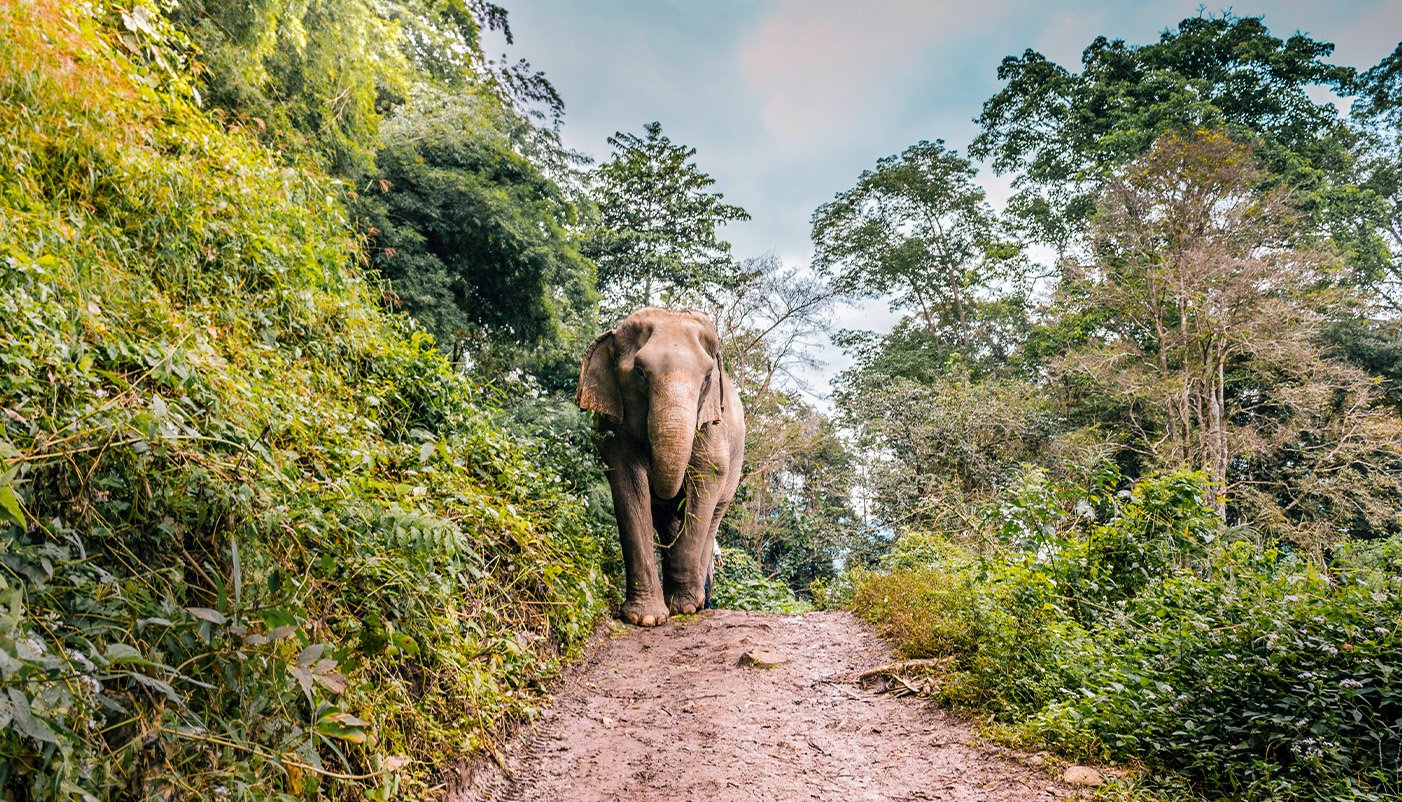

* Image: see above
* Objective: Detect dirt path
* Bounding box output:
[459,610,1083,802]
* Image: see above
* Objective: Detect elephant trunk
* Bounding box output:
[648,406,697,500]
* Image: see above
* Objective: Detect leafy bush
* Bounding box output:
[850,469,1402,801]
[850,542,1095,716]
[0,3,606,798]
[711,548,812,614]
[1036,543,1402,801]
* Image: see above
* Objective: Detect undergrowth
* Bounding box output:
[850,469,1402,802]
[0,2,607,798]
[711,548,811,614]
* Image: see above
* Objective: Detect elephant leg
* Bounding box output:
[664,486,722,616]
[653,499,685,600]
[604,447,668,627]
[701,496,730,608]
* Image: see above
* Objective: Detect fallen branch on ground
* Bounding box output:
[851,657,954,683]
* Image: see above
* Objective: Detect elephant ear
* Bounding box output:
[700,354,725,427]
[576,331,622,420]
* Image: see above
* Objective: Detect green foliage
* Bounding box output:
[1353,43,1402,129]
[172,0,592,384]
[1037,543,1402,801]
[1323,317,1402,412]
[358,88,598,389]
[822,13,1402,802]
[1048,130,1402,544]
[849,470,1402,801]
[836,367,1061,532]
[722,389,859,597]
[172,0,408,175]
[849,536,1094,717]
[710,548,811,615]
[813,141,1028,373]
[170,0,563,177]
[585,121,750,317]
[0,4,606,798]
[971,12,1356,249]
[1350,43,1402,314]
[487,377,623,603]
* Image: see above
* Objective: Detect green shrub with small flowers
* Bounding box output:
[851,467,1402,801]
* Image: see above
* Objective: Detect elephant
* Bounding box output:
[576,307,745,627]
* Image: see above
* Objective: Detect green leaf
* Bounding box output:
[6,688,57,744]
[0,484,25,527]
[0,650,20,678]
[316,710,369,743]
[129,672,181,703]
[104,643,144,664]
[186,607,228,625]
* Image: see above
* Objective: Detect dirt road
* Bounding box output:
[458,610,1083,802]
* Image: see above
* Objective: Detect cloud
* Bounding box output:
[1323,0,1402,66]
[738,0,1009,145]
[1031,8,1108,66]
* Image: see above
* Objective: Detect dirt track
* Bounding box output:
[458,610,1084,802]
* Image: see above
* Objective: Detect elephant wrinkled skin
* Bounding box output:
[576,308,745,627]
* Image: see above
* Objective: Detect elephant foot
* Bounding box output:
[666,586,707,616]
[620,597,669,627]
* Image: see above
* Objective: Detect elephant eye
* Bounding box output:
[632,364,649,384]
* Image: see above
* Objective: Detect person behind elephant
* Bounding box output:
[576,308,745,627]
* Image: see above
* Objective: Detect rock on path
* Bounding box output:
[455,610,1084,802]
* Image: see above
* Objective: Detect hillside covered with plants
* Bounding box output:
[0,2,608,797]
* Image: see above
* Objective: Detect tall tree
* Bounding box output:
[1057,130,1402,541]
[173,0,598,383]
[812,140,1027,376]
[971,13,1356,254]
[1335,42,1402,412]
[585,121,750,317]
[1351,42,1402,312]
[703,255,836,399]
[724,392,859,593]
[171,0,563,177]
[697,256,856,593]
[837,368,1057,534]
[357,89,596,388]
[172,0,405,175]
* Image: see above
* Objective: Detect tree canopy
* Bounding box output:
[357,90,596,387]
[585,121,750,317]
[812,141,1028,376]
[970,13,1357,250]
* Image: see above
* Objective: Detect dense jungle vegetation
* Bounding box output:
[830,19,1402,802]
[0,1,1399,800]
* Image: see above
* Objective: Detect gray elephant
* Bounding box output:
[576,307,745,626]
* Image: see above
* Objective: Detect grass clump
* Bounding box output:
[0,2,607,798]
[850,469,1402,801]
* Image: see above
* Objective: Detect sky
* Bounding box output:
[496,0,1402,399]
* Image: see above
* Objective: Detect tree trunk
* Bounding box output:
[1207,345,1228,521]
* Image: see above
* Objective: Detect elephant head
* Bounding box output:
[576,308,726,499]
